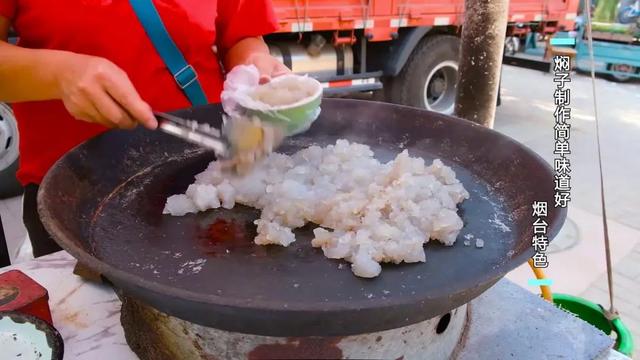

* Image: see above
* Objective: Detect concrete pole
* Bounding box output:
[454,0,509,128]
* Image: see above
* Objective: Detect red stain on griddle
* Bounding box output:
[199,218,248,253]
[207,219,246,243]
[198,218,265,257]
[248,337,343,360]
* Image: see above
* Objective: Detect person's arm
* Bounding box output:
[216,1,289,83]
[222,36,289,83]
[0,16,60,102]
[0,16,156,129]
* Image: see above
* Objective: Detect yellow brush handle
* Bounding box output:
[528,259,553,302]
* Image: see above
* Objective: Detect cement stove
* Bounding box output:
[118,280,619,360]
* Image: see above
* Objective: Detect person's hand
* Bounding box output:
[56,53,157,129]
[244,52,291,84]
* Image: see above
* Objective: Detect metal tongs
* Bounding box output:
[154,111,285,175]
[155,111,230,158]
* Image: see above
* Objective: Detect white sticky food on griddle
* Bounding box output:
[163,140,469,278]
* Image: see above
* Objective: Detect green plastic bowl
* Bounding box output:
[553,293,634,356]
[237,75,323,135]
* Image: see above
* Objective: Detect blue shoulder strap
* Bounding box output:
[129,0,208,106]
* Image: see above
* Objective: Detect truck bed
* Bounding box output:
[271,0,579,39]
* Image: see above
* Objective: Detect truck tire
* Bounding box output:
[608,63,637,82]
[387,35,460,114]
[616,0,640,24]
[0,103,23,199]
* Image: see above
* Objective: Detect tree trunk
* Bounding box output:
[454,0,509,128]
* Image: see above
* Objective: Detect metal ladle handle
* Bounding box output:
[154,111,229,157]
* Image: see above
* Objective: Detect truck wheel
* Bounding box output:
[388,35,460,114]
[608,64,636,82]
[0,103,23,199]
[504,36,520,56]
[616,0,640,24]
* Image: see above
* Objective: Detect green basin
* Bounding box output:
[553,293,634,356]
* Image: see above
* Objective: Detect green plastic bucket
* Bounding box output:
[553,293,634,356]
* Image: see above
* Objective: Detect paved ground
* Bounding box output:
[1,63,638,356]
[496,65,640,356]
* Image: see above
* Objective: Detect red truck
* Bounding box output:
[264,0,580,115]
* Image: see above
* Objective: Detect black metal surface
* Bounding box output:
[38,99,565,336]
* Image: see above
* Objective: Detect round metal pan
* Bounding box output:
[38,99,565,336]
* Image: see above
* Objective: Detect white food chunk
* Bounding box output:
[217,180,236,209]
[254,220,296,246]
[351,246,382,278]
[163,195,197,216]
[312,228,354,259]
[428,159,458,185]
[194,165,226,186]
[165,140,468,278]
[431,209,464,246]
[250,77,313,106]
[186,184,221,211]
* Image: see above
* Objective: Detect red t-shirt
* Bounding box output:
[0,0,278,185]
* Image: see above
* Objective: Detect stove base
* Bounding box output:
[120,296,468,360]
[119,279,619,360]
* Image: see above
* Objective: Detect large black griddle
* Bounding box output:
[38,99,565,337]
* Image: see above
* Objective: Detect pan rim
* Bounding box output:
[37,99,567,319]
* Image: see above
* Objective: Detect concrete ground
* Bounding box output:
[496,65,640,355]
[1,63,638,355]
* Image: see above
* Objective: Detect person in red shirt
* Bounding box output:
[0,1,289,258]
